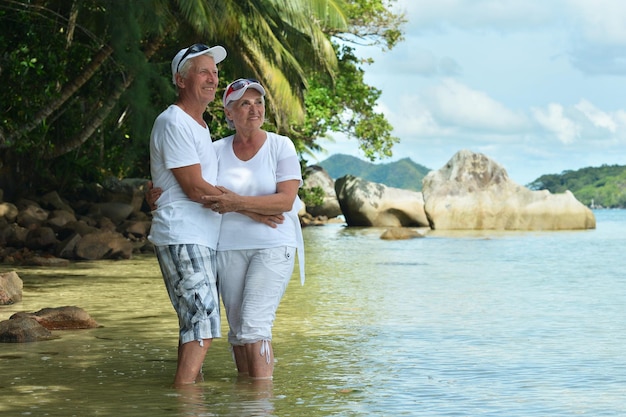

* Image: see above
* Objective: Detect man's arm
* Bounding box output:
[171,164,222,202]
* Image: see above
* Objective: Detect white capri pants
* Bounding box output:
[217,246,296,345]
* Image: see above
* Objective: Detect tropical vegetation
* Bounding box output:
[0,0,405,201]
[528,165,626,208]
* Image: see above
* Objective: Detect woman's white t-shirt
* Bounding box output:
[214,132,302,251]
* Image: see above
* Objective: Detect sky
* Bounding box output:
[311,0,626,185]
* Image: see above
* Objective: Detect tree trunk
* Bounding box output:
[44,36,166,159]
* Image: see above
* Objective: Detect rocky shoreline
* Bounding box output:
[0,150,599,267]
[0,178,163,266]
[0,176,334,267]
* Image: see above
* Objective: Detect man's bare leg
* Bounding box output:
[173,338,212,387]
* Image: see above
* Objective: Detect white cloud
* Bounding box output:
[567,0,626,44]
[422,79,529,133]
[532,103,580,144]
[575,99,617,133]
[379,97,438,137]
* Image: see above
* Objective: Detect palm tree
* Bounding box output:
[175,0,348,131]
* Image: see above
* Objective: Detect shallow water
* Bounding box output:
[1,210,625,416]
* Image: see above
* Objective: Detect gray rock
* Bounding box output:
[74,230,133,260]
[0,202,19,222]
[335,175,428,227]
[422,150,596,230]
[16,204,49,228]
[0,271,23,305]
[380,227,426,240]
[303,165,342,218]
[0,317,53,343]
[25,226,59,250]
[11,306,99,330]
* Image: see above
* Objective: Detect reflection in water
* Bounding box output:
[1,212,626,416]
[174,378,275,417]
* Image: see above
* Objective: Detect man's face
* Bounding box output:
[179,54,219,104]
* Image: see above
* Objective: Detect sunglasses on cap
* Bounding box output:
[176,43,210,73]
[225,78,260,98]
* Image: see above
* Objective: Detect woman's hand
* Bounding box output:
[242,212,285,228]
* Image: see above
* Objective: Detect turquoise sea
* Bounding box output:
[0,209,624,416]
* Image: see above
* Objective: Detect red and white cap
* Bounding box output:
[223,78,266,106]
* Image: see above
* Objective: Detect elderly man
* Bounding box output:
[148,43,226,387]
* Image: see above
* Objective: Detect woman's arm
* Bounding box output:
[202,179,300,215]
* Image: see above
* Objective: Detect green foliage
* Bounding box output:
[318,154,430,191]
[293,44,399,163]
[0,0,405,200]
[336,0,406,50]
[527,165,626,208]
[1,5,68,151]
[298,185,326,208]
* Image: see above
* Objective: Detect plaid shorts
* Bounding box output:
[155,244,221,344]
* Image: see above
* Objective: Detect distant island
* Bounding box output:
[316,154,626,208]
[317,154,430,192]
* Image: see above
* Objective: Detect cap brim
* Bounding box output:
[183,45,226,66]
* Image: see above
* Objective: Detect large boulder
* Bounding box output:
[335,175,428,227]
[302,165,342,218]
[422,150,596,230]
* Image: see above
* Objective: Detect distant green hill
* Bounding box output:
[315,155,626,207]
[316,154,431,191]
[527,164,626,208]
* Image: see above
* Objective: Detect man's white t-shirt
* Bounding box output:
[148,105,221,248]
[214,132,302,251]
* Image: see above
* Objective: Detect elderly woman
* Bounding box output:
[203,78,305,379]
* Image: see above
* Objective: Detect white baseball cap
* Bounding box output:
[171,44,227,84]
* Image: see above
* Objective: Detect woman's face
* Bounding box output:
[225,89,265,130]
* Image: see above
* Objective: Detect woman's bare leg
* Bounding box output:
[246,340,273,379]
[232,344,249,375]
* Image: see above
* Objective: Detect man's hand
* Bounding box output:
[201,186,286,227]
[201,186,239,213]
[145,181,162,210]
